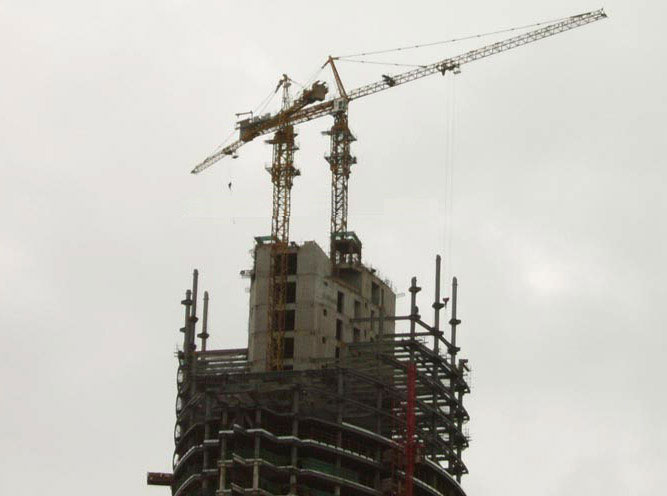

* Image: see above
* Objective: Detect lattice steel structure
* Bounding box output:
[323,110,358,269]
[266,76,300,371]
[148,254,471,496]
[191,10,605,173]
[266,122,298,371]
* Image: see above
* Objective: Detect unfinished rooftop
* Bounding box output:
[148,241,471,496]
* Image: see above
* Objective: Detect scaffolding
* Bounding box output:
[149,255,470,496]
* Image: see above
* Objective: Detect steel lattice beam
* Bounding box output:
[191,9,606,174]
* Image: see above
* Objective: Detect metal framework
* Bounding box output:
[191,9,606,172]
[324,109,357,267]
[405,362,417,496]
[266,77,300,371]
[149,255,471,496]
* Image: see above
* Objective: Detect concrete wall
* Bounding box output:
[247,240,396,372]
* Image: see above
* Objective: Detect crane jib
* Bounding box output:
[190,8,606,174]
[347,9,606,101]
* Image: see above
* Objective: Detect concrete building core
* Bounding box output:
[248,239,396,372]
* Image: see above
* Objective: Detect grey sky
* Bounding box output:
[1,1,665,495]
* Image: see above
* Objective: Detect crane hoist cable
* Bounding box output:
[444,74,457,280]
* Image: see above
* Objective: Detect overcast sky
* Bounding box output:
[1,1,665,495]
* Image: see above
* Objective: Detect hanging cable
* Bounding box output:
[252,84,280,116]
[335,59,427,69]
[335,14,571,59]
[287,76,305,89]
[447,75,456,280]
[441,72,457,282]
[304,64,325,87]
[442,76,451,269]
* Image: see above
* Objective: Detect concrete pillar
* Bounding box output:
[335,370,344,496]
[374,388,383,490]
[290,389,299,493]
[218,408,228,493]
[253,408,261,490]
[202,393,211,492]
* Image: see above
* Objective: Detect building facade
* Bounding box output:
[247,240,396,372]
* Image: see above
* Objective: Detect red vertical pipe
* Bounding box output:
[405,362,417,496]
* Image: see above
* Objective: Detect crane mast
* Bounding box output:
[321,57,360,269]
[265,75,300,371]
[326,109,358,270]
[190,9,607,370]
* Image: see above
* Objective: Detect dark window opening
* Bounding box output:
[285,310,295,331]
[335,347,340,359]
[275,253,298,276]
[337,291,344,313]
[353,328,360,343]
[336,319,342,340]
[283,337,294,359]
[323,308,327,316]
[354,300,361,318]
[286,282,296,304]
[287,253,297,275]
[370,310,376,332]
[371,282,380,305]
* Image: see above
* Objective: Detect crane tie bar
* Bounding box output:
[335,13,575,59]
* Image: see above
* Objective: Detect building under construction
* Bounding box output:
[147,9,606,496]
[149,238,470,496]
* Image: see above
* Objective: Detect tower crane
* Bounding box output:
[191,9,606,371]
